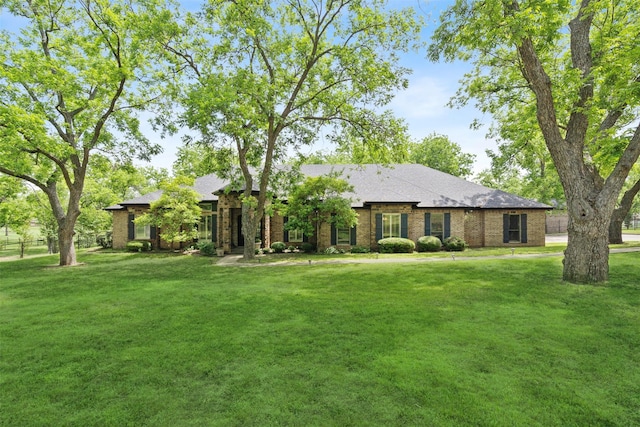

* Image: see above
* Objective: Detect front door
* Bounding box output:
[237,215,244,246]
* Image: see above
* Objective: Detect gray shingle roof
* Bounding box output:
[110,164,551,210]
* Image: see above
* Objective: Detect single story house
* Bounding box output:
[107,164,552,252]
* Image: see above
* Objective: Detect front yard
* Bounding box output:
[1,252,639,425]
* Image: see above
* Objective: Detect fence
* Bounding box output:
[0,234,99,254]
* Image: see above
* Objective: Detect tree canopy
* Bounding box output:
[429,0,640,283]
[161,0,423,260]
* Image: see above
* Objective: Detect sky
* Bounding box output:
[137,0,495,177]
[0,0,495,177]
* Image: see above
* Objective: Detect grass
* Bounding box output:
[2,251,640,425]
[0,225,49,258]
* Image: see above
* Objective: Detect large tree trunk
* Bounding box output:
[242,202,258,260]
[563,209,611,283]
[58,220,78,266]
[608,178,640,244]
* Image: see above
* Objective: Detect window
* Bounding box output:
[430,213,444,241]
[135,222,150,240]
[336,227,351,245]
[288,228,303,243]
[509,214,521,242]
[503,213,527,244]
[382,213,401,238]
[199,214,215,242]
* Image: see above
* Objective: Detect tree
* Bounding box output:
[0,0,169,266]
[134,176,202,250]
[407,133,476,178]
[429,0,640,283]
[163,0,422,260]
[279,175,357,248]
[609,167,640,243]
[172,144,235,179]
[0,195,35,258]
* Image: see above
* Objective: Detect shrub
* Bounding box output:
[324,246,342,254]
[416,236,442,252]
[444,236,467,251]
[300,242,316,253]
[377,238,415,253]
[288,245,296,252]
[197,241,216,256]
[271,241,286,253]
[126,241,151,252]
[350,245,370,254]
[96,232,113,249]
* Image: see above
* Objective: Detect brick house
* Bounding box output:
[107,164,551,252]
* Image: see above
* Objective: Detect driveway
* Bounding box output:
[546,233,640,244]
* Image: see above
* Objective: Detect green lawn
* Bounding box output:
[2,252,640,426]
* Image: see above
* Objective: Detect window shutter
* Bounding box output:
[150,226,157,240]
[212,215,217,241]
[283,217,289,241]
[424,213,431,236]
[303,233,308,243]
[350,226,357,246]
[331,223,337,245]
[375,213,382,241]
[128,213,135,240]
[503,214,510,243]
[521,214,528,243]
[444,213,451,239]
[401,214,409,238]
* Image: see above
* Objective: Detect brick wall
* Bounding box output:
[484,209,546,247]
[111,210,129,249]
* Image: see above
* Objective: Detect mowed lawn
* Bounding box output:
[1,252,639,426]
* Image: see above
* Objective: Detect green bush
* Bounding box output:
[96,232,113,249]
[444,236,466,252]
[377,238,415,253]
[417,236,442,252]
[197,241,216,256]
[350,245,370,253]
[271,241,286,253]
[324,246,343,254]
[126,241,151,252]
[301,242,316,253]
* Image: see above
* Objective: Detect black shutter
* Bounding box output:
[350,226,357,245]
[503,214,510,243]
[211,215,217,241]
[401,214,409,238]
[424,213,431,236]
[128,213,135,240]
[331,223,337,245]
[283,217,289,241]
[375,213,382,241]
[444,213,451,239]
[150,226,157,240]
[521,214,528,243]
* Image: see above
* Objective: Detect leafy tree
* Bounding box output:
[134,176,202,250]
[279,175,357,249]
[0,195,35,258]
[407,133,476,178]
[163,0,422,260]
[429,0,640,284]
[172,144,235,179]
[0,0,170,266]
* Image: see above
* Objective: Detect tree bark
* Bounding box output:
[609,178,640,244]
[58,220,77,266]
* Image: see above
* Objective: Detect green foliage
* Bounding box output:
[378,238,415,253]
[135,176,202,249]
[444,236,467,252]
[416,236,443,252]
[126,241,152,252]
[96,233,113,249]
[281,175,358,238]
[407,133,476,178]
[350,245,370,254]
[197,241,216,257]
[324,246,343,255]
[270,241,286,253]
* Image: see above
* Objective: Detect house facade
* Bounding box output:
[108,164,551,252]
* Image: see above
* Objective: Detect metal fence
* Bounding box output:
[0,234,98,253]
